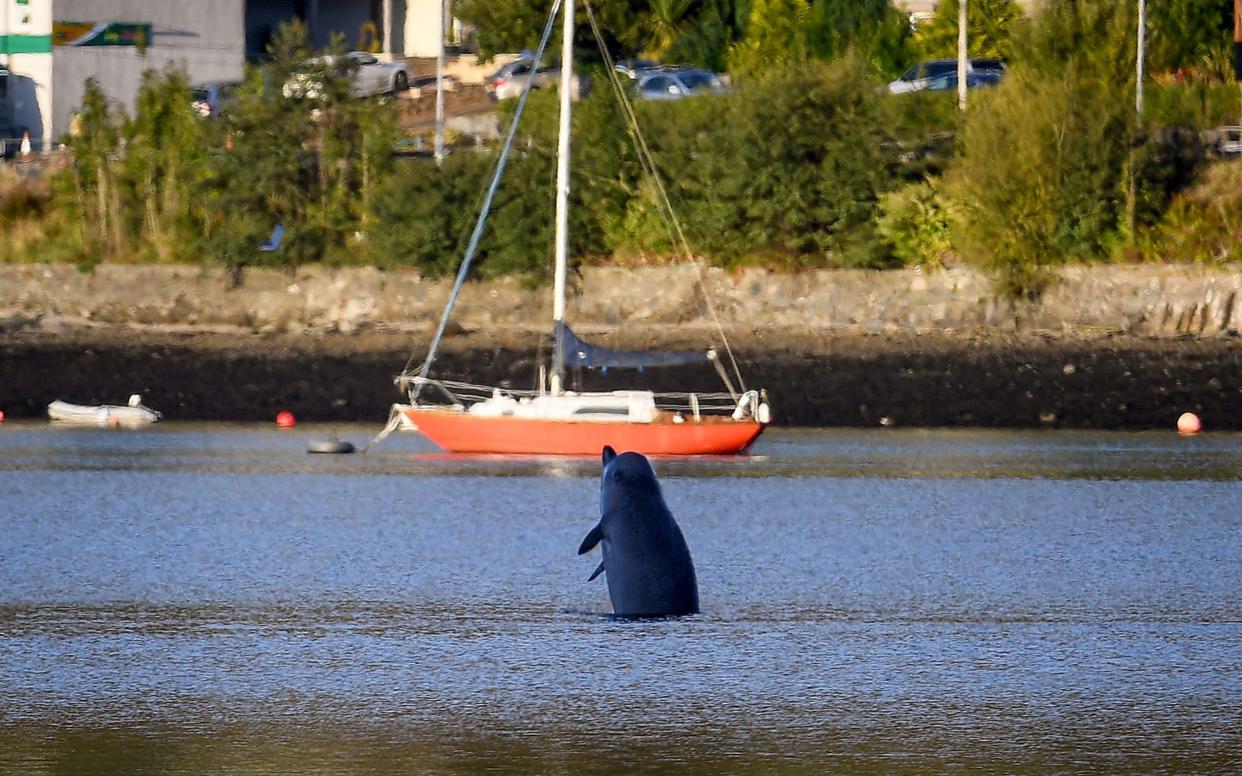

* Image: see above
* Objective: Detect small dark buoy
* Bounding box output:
[307,438,356,454]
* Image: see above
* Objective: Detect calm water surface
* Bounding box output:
[1,424,1240,775]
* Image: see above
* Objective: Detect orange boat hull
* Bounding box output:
[403,409,765,455]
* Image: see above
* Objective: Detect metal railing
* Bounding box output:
[399,375,749,417]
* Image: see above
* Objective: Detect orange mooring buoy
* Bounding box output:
[1176,412,1201,436]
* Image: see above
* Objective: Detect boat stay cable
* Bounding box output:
[582,0,748,394]
[402,0,564,400]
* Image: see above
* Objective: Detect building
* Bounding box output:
[0,0,449,152]
[1,0,53,151]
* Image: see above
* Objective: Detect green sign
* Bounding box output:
[0,34,52,54]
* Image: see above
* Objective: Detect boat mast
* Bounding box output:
[549,0,574,396]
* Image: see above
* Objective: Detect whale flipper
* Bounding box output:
[587,560,605,581]
[578,523,603,555]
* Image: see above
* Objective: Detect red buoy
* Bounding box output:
[0,409,6,423]
[276,410,296,429]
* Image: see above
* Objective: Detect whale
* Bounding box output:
[577,446,699,617]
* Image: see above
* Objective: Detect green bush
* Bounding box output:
[876,178,951,268]
[10,5,1237,282]
[1134,160,1242,264]
[1147,80,1242,128]
[949,69,1134,296]
[948,0,1145,296]
[629,57,902,268]
[0,175,49,223]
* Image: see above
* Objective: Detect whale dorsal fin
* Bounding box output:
[587,560,605,581]
[578,522,603,555]
[602,445,617,466]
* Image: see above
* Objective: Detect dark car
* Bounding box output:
[924,70,1004,92]
[613,58,659,80]
[635,68,729,101]
[888,58,1005,94]
[191,80,241,118]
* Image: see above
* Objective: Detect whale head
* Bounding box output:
[600,445,662,510]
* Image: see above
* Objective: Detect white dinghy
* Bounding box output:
[48,394,162,427]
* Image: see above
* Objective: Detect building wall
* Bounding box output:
[310,0,374,50]
[1,0,53,148]
[246,0,392,59]
[245,0,297,59]
[52,0,245,145]
[403,0,441,58]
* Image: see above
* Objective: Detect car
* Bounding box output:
[613,58,659,80]
[888,58,1005,94]
[485,54,587,101]
[634,68,729,101]
[924,70,1004,92]
[283,51,409,100]
[191,80,241,118]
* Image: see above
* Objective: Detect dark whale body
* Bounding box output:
[578,446,699,617]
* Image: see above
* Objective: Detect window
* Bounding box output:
[678,72,717,90]
[642,76,675,95]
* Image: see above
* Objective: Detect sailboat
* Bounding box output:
[394,0,769,456]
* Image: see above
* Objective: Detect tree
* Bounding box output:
[805,0,904,59]
[643,0,695,58]
[121,69,211,262]
[455,0,648,61]
[910,0,1025,62]
[67,79,123,258]
[948,0,1145,296]
[1148,0,1234,75]
[665,0,739,71]
[727,0,813,74]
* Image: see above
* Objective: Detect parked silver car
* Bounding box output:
[634,68,729,101]
[283,51,409,100]
[485,55,586,101]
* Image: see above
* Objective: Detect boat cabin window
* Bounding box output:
[573,407,630,416]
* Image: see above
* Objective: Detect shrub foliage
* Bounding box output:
[3,1,1238,294]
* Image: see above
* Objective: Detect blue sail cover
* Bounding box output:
[555,322,708,370]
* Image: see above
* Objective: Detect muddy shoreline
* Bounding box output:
[1,326,1237,429]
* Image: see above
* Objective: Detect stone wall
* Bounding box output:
[2,262,1241,336]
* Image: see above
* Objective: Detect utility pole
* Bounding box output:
[434,0,446,165]
[957,0,968,110]
[382,0,392,54]
[1136,0,1146,120]
[1127,0,1148,235]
